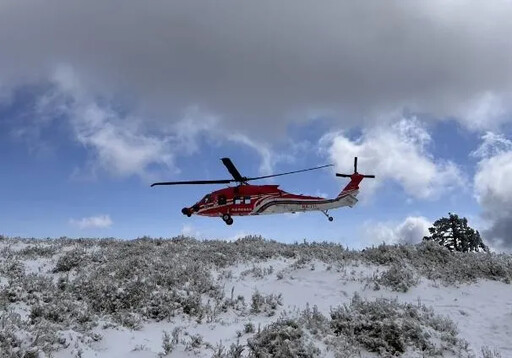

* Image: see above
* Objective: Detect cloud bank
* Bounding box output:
[472,133,512,249]
[1,1,512,135]
[362,216,432,246]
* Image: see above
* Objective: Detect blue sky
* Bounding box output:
[0,92,491,247]
[1,1,512,250]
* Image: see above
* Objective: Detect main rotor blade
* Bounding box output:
[246,164,333,181]
[151,179,232,187]
[354,157,358,173]
[221,157,245,182]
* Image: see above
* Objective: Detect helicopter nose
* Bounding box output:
[182,207,193,217]
[192,204,200,212]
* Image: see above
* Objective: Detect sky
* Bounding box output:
[1,1,512,250]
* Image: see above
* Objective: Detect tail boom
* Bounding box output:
[336,157,375,199]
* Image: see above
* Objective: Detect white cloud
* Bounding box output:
[180,224,202,238]
[458,92,511,131]
[472,132,512,248]
[31,66,278,180]
[180,224,248,242]
[471,132,512,159]
[28,67,177,180]
[222,230,251,242]
[69,215,112,230]
[320,118,465,200]
[226,133,282,176]
[74,105,174,179]
[362,216,431,246]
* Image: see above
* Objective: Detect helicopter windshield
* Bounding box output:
[200,194,212,204]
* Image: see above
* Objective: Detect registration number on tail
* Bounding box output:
[301,204,318,209]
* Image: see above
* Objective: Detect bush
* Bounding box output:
[375,263,419,292]
[329,293,467,356]
[247,319,320,358]
[244,322,255,334]
[362,241,512,285]
[161,330,174,355]
[53,248,85,272]
[250,291,282,315]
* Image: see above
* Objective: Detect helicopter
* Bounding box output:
[151,157,374,225]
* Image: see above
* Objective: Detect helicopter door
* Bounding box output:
[218,195,227,205]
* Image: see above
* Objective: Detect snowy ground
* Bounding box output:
[0,237,510,358]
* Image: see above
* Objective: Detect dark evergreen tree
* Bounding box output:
[423,213,488,252]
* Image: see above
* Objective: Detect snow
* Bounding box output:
[1,239,510,357]
[51,260,512,357]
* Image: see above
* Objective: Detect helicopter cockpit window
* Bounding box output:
[244,196,251,204]
[202,194,211,204]
[218,195,227,205]
[234,197,242,205]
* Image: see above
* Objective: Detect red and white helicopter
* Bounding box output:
[151,157,374,225]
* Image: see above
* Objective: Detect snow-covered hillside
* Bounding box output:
[0,236,510,358]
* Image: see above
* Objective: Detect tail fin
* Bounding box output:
[336,157,375,197]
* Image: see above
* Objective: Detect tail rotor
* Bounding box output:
[336,157,375,178]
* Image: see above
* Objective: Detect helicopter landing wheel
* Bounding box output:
[222,213,231,222]
[321,210,334,222]
[226,218,233,225]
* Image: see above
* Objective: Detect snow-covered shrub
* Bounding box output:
[2,259,25,280]
[244,322,255,334]
[250,291,283,315]
[19,244,56,259]
[113,311,143,330]
[186,333,203,350]
[241,265,274,279]
[227,340,244,358]
[0,311,26,358]
[145,289,182,321]
[361,243,413,265]
[161,330,174,355]
[299,304,329,336]
[291,257,311,269]
[208,340,245,358]
[65,239,221,324]
[361,241,512,285]
[329,293,469,356]
[247,319,320,357]
[53,248,85,272]
[481,346,502,358]
[415,242,512,284]
[4,283,23,303]
[375,263,419,292]
[0,309,65,357]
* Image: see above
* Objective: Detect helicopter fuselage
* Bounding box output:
[183,182,359,219]
[154,157,373,225]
